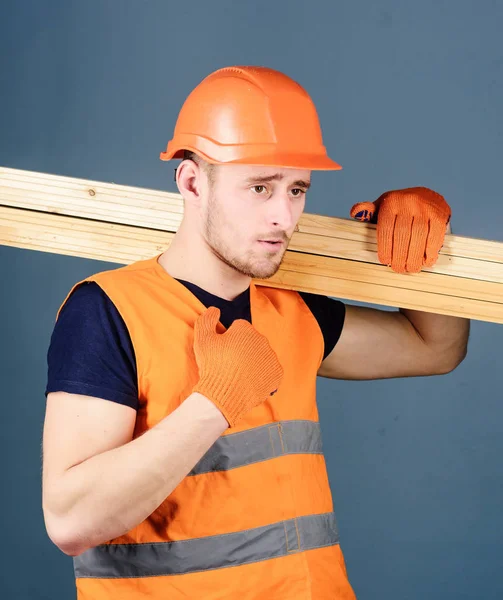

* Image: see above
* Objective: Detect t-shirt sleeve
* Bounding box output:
[299,292,346,361]
[45,281,139,409]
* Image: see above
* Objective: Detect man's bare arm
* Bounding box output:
[318,304,469,380]
[42,391,227,556]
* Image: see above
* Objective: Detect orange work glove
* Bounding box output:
[192,306,284,427]
[350,187,451,274]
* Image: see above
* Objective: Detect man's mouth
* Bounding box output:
[258,240,284,250]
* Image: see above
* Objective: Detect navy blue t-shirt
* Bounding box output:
[46,281,345,410]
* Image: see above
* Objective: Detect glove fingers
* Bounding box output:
[225,316,260,337]
[406,218,429,273]
[424,220,448,267]
[195,306,222,339]
[350,202,377,223]
[390,214,414,274]
[376,210,396,267]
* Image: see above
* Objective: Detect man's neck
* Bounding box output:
[157,243,251,302]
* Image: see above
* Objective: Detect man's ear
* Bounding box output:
[176,159,203,207]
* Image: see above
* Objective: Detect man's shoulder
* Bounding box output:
[89,256,157,283]
[58,281,118,321]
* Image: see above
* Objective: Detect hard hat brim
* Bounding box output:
[160,148,342,171]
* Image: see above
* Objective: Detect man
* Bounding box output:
[42,66,469,599]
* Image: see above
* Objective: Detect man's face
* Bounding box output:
[201,164,311,280]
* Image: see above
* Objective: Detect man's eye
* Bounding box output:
[291,188,306,197]
[253,185,267,194]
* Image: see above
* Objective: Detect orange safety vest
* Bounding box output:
[60,254,356,600]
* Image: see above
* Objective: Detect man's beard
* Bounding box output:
[203,194,286,280]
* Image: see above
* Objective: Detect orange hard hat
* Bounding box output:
[160,66,341,170]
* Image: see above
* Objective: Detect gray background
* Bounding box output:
[1,1,502,598]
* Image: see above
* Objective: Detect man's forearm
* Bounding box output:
[43,393,228,556]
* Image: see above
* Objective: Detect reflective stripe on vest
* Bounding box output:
[74,512,339,578]
[189,419,323,475]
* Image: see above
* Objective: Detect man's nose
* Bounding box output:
[269,192,295,231]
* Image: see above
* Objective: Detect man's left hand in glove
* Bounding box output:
[350,186,451,274]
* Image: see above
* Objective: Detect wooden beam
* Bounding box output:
[1,166,502,324]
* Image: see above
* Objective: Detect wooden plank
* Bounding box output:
[1,205,502,324]
[2,165,502,271]
[1,166,502,323]
[0,205,168,264]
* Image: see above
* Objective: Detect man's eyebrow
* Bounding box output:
[244,174,311,189]
[293,179,311,190]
